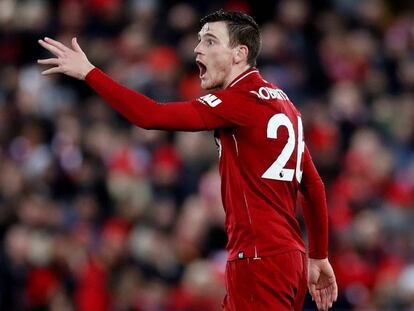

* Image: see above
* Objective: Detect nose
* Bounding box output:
[194,41,202,55]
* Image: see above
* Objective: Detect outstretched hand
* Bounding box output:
[308,258,338,311]
[38,37,95,80]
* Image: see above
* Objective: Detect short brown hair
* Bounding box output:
[200,10,261,67]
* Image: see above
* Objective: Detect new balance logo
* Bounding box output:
[199,94,222,107]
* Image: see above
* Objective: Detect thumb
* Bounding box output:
[72,37,82,53]
[308,266,320,284]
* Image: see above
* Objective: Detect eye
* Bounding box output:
[207,39,214,46]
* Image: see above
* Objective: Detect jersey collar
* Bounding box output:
[226,67,261,89]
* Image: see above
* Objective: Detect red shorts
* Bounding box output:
[223,250,307,311]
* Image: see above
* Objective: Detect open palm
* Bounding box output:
[308,258,338,311]
[38,37,94,80]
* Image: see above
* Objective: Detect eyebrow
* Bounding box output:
[198,33,219,41]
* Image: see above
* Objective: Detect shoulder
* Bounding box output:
[196,88,257,109]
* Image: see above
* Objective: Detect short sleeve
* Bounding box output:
[191,89,255,129]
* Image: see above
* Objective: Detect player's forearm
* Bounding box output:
[84,68,207,131]
[301,178,328,259]
[85,68,168,129]
[300,148,329,259]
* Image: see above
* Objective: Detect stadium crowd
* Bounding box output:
[0,0,413,310]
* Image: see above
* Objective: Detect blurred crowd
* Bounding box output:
[0,0,413,310]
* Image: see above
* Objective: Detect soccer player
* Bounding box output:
[38,10,337,311]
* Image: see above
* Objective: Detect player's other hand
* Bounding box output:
[308,257,338,311]
[38,37,95,80]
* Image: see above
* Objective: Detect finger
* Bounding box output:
[309,284,316,301]
[314,287,321,306]
[44,37,70,52]
[41,67,62,75]
[332,281,338,302]
[327,283,335,306]
[320,288,327,311]
[72,37,82,53]
[326,285,334,308]
[316,292,323,311]
[327,288,333,309]
[38,39,64,57]
[320,289,326,310]
[326,288,332,310]
[310,285,322,309]
[37,58,60,65]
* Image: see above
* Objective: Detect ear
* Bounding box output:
[233,45,249,64]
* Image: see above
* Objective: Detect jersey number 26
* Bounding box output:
[262,114,305,183]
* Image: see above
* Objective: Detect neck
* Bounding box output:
[223,63,251,89]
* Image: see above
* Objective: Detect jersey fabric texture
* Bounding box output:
[85,67,328,260]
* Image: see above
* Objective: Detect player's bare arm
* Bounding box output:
[38,37,95,80]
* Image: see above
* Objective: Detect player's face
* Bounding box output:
[194,21,235,90]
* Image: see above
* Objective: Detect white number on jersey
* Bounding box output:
[261,114,305,183]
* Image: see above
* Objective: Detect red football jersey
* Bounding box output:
[85,67,328,260]
[191,69,306,260]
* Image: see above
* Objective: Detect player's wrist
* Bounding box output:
[80,63,95,80]
[308,257,329,265]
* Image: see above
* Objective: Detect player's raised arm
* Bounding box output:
[38,37,95,80]
[38,37,210,131]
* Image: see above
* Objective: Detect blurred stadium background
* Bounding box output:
[0,0,413,310]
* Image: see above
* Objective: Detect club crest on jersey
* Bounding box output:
[198,94,222,107]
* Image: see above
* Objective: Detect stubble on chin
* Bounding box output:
[201,79,223,91]
[200,81,208,90]
[202,83,215,91]
[201,79,212,90]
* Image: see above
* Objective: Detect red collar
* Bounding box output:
[226,67,261,89]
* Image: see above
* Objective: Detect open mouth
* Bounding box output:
[196,60,207,78]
